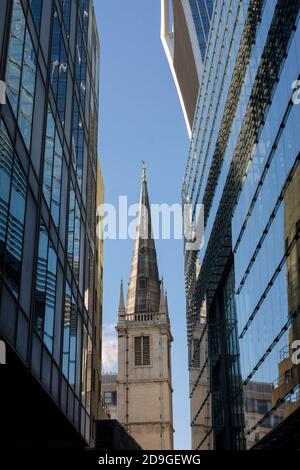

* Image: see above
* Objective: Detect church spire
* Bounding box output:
[126,164,161,316]
[118,279,126,319]
[159,277,165,309]
[165,289,169,314]
[159,278,169,320]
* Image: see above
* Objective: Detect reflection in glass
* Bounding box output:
[81,326,92,415]
[79,0,90,36]
[6,0,37,150]
[18,28,36,149]
[63,283,78,387]
[34,223,57,352]
[75,17,87,106]
[81,325,88,408]
[234,93,300,447]
[72,96,84,191]
[0,122,27,296]
[6,0,25,115]
[29,0,43,32]
[189,0,214,61]
[67,185,81,283]
[42,106,63,228]
[60,0,71,36]
[0,124,14,264]
[50,9,68,125]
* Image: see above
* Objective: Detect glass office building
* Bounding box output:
[161,0,214,136]
[189,0,214,61]
[0,0,103,447]
[183,0,300,449]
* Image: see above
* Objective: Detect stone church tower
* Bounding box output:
[116,167,174,450]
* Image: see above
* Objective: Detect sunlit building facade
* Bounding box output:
[183,0,300,449]
[0,0,103,447]
[161,0,214,136]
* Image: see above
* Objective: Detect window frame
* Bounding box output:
[134,334,151,367]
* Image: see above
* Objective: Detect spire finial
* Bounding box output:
[142,160,147,182]
[159,277,166,313]
[165,289,169,311]
[118,278,126,316]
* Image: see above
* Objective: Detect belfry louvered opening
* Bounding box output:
[135,336,151,366]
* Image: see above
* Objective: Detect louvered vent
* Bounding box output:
[134,336,150,366]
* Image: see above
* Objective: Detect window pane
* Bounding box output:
[51,135,63,227]
[5,155,26,295]
[0,124,14,260]
[34,223,57,352]
[63,283,78,385]
[60,0,71,36]
[30,0,43,32]
[42,105,63,228]
[18,29,36,148]
[67,184,81,283]
[6,0,25,115]
[6,0,37,150]
[63,284,71,378]
[43,107,55,206]
[72,97,84,191]
[44,241,57,350]
[50,9,68,125]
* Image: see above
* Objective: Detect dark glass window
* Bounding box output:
[263,414,282,428]
[50,9,68,126]
[62,283,78,386]
[81,326,92,413]
[6,0,26,115]
[72,96,84,190]
[75,17,87,107]
[245,398,271,415]
[42,105,63,228]
[34,223,58,352]
[59,0,71,36]
[29,0,43,32]
[103,391,117,405]
[6,0,37,150]
[67,184,81,282]
[189,0,214,62]
[79,0,90,37]
[18,29,36,148]
[0,122,27,296]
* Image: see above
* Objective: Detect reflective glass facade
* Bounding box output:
[183,0,300,449]
[0,0,103,447]
[189,0,214,61]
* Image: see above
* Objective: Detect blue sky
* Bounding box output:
[94,0,191,450]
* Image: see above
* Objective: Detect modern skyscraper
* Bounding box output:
[0,0,104,447]
[161,0,214,136]
[116,167,174,450]
[182,0,300,450]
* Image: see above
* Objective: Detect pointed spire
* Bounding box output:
[126,164,161,316]
[165,289,169,317]
[142,160,147,182]
[165,289,169,314]
[118,279,126,318]
[159,278,165,309]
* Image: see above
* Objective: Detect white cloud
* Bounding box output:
[102,323,118,373]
